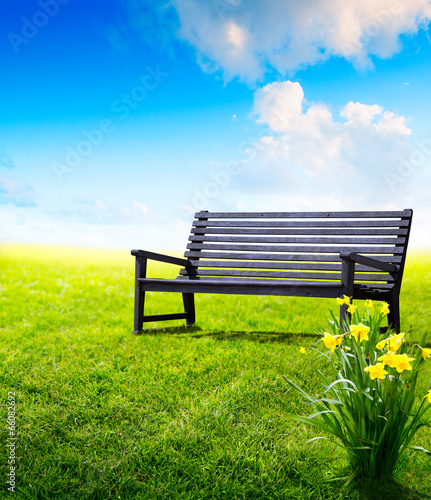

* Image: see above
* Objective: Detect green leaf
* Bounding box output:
[323,377,358,395]
[407,446,431,456]
[305,436,347,450]
[307,409,339,419]
[286,415,344,438]
[283,376,317,404]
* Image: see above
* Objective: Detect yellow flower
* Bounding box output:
[389,332,405,353]
[347,304,357,314]
[425,389,431,404]
[378,352,401,368]
[365,299,374,309]
[376,340,387,350]
[419,347,431,360]
[364,363,388,380]
[322,333,343,353]
[299,347,307,354]
[349,323,370,343]
[380,302,390,315]
[336,295,350,306]
[393,354,415,373]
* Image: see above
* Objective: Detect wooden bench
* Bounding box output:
[131,209,413,333]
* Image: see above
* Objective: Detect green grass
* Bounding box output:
[0,244,430,499]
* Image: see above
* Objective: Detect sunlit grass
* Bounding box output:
[0,244,430,499]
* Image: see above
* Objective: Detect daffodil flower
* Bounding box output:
[380,302,390,315]
[389,332,405,353]
[322,333,343,353]
[376,340,387,350]
[377,352,400,368]
[364,363,388,380]
[365,299,374,309]
[419,347,431,360]
[349,323,370,343]
[336,295,351,306]
[393,354,415,373]
[299,347,307,354]
[425,389,431,404]
[347,304,357,314]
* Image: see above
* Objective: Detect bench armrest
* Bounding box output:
[339,252,399,273]
[131,249,191,267]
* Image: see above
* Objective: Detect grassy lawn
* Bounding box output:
[0,244,430,499]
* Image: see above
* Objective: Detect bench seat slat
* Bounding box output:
[195,211,410,219]
[187,243,403,254]
[194,220,409,228]
[139,277,395,297]
[191,227,409,236]
[178,268,394,282]
[177,277,396,290]
[189,235,405,245]
[357,283,395,290]
[184,250,403,263]
[138,278,346,298]
[186,260,383,272]
[142,277,344,286]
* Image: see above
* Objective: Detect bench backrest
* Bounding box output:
[181,210,413,286]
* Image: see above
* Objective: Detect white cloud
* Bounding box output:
[252,81,305,132]
[250,80,411,182]
[375,111,412,135]
[225,21,247,50]
[52,198,166,226]
[340,102,384,126]
[170,0,431,81]
[0,147,15,169]
[0,171,37,208]
[133,200,149,215]
[214,80,431,247]
[1,199,190,250]
[0,147,38,208]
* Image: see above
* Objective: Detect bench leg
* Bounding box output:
[133,256,147,333]
[340,258,354,332]
[182,293,195,327]
[339,304,351,331]
[388,295,400,333]
[134,285,145,333]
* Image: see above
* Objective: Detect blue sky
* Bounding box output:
[1,0,431,249]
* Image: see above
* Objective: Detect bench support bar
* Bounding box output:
[133,253,196,333]
[340,252,401,333]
